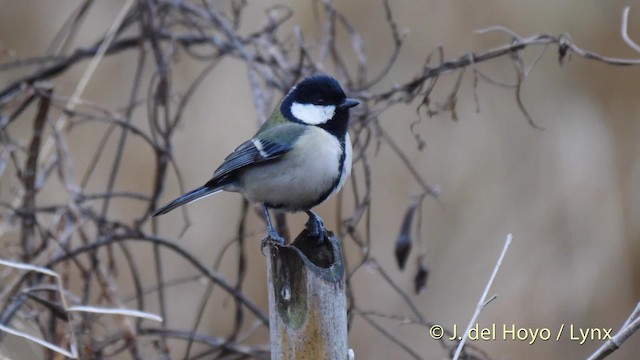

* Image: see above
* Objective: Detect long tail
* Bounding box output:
[152,186,222,216]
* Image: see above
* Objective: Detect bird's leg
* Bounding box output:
[305,210,325,241]
[261,205,285,249]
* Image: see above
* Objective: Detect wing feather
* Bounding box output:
[212,139,289,178]
[210,123,306,180]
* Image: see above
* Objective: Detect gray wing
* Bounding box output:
[210,123,306,180]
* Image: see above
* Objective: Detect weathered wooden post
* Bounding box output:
[265,228,349,359]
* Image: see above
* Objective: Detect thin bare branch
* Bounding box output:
[587,302,640,360]
[453,234,513,360]
[621,7,640,54]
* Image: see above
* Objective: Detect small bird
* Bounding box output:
[152,75,359,245]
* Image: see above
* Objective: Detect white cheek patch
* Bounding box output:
[291,102,336,125]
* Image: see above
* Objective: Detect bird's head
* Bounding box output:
[280,75,359,126]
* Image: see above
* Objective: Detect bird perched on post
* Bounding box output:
[152,75,359,245]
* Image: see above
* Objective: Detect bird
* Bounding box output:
[152,74,359,245]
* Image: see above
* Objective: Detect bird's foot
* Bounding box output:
[260,230,285,255]
[305,211,326,243]
[261,205,285,254]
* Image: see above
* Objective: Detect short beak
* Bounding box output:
[339,98,360,109]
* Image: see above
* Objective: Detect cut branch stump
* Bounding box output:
[266,229,348,360]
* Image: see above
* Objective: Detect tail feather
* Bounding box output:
[152,186,221,216]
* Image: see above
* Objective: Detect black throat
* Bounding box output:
[318,109,349,142]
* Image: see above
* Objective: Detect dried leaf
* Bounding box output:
[414,256,429,295]
[394,200,419,270]
[394,233,411,271]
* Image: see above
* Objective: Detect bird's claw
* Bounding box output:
[305,212,325,242]
[260,231,285,255]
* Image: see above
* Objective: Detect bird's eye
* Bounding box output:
[316,98,326,104]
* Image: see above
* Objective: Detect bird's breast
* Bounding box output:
[238,127,350,211]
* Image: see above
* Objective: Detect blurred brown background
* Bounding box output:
[1,0,639,359]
